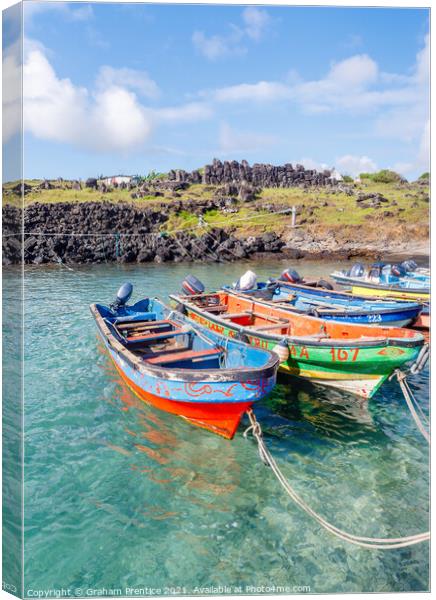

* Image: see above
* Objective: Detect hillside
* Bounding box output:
[2,173,430,264]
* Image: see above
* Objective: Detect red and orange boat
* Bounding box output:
[90,285,279,438]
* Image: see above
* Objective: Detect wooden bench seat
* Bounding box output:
[119,319,174,331]
[126,328,187,343]
[203,304,228,313]
[145,347,221,365]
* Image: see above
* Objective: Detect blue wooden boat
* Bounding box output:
[331,263,430,294]
[262,277,430,330]
[90,284,279,439]
[223,270,423,327]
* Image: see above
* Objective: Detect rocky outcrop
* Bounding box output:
[2,203,285,265]
[167,159,336,188]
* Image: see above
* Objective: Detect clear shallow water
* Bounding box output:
[8,259,429,594]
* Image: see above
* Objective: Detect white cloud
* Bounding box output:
[418,120,430,166]
[242,7,270,41]
[208,53,385,112]
[192,7,271,60]
[328,54,378,87]
[206,36,427,117]
[192,29,244,61]
[157,103,213,122]
[299,158,329,172]
[392,119,430,177]
[219,122,277,154]
[211,81,292,103]
[336,155,378,176]
[301,155,378,177]
[96,66,160,100]
[2,38,21,143]
[203,33,428,177]
[22,46,212,153]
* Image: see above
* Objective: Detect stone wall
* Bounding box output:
[2,203,285,265]
[167,159,335,188]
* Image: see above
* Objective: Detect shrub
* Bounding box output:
[371,169,403,183]
[359,170,404,184]
[342,175,354,183]
[418,172,430,180]
[145,170,166,181]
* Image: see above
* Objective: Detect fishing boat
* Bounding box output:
[171,286,426,399]
[260,273,429,330]
[225,272,422,327]
[331,263,430,301]
[90,284,279,439]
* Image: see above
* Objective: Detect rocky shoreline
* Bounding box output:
[2,201,428,266]
[2,202,285,265]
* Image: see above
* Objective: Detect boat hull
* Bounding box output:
[331,274,430,301]
[275,281,429,329]
[270,293,420,327]
[413,312,430,329]
[92,300,277,439]
[173,296,423,400]
[113,358,253,439]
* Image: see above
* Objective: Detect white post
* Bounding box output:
[291,205,297,227]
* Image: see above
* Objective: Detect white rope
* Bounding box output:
[394,370,430,443]
[19,208,294,238]
[244,410,429,550]
[404,378,429,425]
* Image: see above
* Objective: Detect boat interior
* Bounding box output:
[113,316,223,370]
[182,292,421,341]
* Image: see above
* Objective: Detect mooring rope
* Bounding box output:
[244,409,429,550]
[391,370,430,443]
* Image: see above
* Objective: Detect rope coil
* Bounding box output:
[244,409,429,550]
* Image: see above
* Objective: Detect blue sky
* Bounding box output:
[3,1,430,180]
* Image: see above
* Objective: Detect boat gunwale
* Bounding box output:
[90,302,279,383]
[171,294,424,349]
[232,291,422,319]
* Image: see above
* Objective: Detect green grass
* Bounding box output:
[3,178,429,240]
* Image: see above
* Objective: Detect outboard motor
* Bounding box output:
[182,274,205,296]
[391,264,406,278]
[111,282,133,311]
[236,270,258,291]
[348,263,364,278]
[315,279,333,290]
[280,268,302,283]
[401,259,418,272]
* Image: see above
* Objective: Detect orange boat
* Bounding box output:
[171,290,426,399]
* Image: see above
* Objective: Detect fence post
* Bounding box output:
[291,206,297,227]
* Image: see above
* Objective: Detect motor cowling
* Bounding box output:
[391,264,406,278]
[112,282,133,311]
[182,275,205,296]
[348,263,364,278]
[401,259,418,272]
[280,268,302,283]
[315,279,333,290]
[236,270,258,291]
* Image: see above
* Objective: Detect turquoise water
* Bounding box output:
[8,259,431,594]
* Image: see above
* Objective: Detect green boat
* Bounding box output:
[170,290,427,399]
